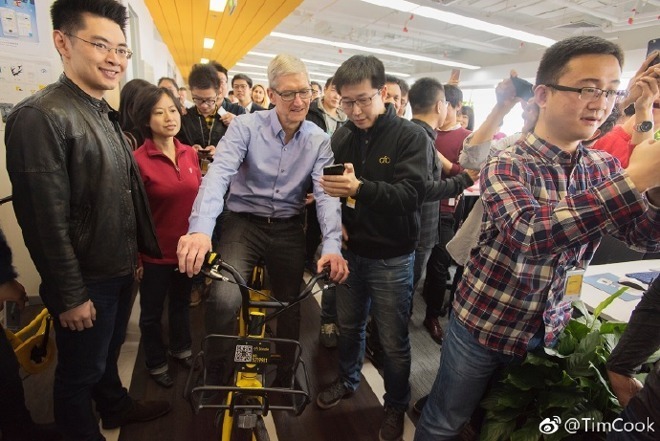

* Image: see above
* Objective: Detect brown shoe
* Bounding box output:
[101,400,171,430]
[423,317,444,345]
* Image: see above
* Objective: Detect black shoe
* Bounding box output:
[151,371,174,388]
[173,355,193,369]
[101,399,171,430]
[316,378,353,409]
[379,406,405,441]
[412,395,428,414]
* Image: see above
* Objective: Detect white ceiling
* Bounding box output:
[229,0,659,86]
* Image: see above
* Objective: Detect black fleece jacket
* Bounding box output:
[331,104,428,259]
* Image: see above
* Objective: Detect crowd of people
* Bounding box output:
[1,0,659,440]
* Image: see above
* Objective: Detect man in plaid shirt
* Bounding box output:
[415,35,660,440]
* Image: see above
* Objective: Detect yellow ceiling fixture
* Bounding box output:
[144,0,304,81]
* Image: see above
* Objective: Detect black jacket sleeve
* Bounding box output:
[606,276,660,375]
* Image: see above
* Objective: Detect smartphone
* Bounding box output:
[647,38,660,67]
[323,164,345,175]
[510,76,534,100]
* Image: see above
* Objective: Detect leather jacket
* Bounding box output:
[5,74,161,315]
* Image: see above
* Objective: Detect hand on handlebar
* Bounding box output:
[317,253,349,284]
[177,232,213,277]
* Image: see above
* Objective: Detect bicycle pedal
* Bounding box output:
[237,413,258,429]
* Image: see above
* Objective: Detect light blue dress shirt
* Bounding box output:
[188,108,342,255]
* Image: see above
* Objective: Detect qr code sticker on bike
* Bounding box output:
[234,344,253,362]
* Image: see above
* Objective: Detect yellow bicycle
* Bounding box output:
[1,194,56,375]
[184,253,332,441]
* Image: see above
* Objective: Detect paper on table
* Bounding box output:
[583,273,642,302]
[625,271,659,285]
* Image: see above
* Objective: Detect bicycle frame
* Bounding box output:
[184,254,331,440]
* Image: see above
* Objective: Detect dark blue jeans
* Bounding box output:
[415,316,526,440]
[139,262,192,374]
[336,249,414,410]
[205,212,306,380]
[53,274,135,441]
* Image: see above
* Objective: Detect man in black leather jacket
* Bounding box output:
[4,1,168,439]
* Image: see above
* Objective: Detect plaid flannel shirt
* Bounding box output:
[455,132,660,357]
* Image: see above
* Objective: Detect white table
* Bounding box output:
[581,259,660,322]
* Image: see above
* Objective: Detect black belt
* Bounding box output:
[234,211,302,224]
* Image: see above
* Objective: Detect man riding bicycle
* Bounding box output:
[177,54,349,391]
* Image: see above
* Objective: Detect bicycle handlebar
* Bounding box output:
[200,254,334,325]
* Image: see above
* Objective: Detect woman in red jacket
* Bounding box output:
[132,86,202,387]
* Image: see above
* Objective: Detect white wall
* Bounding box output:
[0,0,181,299]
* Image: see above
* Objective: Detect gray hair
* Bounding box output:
[267,54,309,89]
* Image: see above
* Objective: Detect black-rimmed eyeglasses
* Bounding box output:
[340,90,381,111]
[272,89,314,102]
[64,33,133,59]
[544,84,628,102]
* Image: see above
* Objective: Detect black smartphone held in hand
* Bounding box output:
[510,76,534,100]
[323,164,345,175]
[647,38,660,67]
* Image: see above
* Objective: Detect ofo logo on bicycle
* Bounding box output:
[538,416,655,435]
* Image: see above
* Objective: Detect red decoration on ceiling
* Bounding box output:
[403,14,414,33]
[628,17,634,24]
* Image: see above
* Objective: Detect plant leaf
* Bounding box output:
[599,321,627,335]
[510,420,544,441]
[525,352,559,368]
[479,419,516,441]
[592,287,628,321]
[538,389,585,411]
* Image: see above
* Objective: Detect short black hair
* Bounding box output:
[535,35,624,86]
[460,105,475,131]
[311,81,322,91]
[157,77,179,90]
[188,64,220,91]
[385,75,401,87]
[333,55,385,95]
[132,85,182,140]
[209,61,228,78]
[232,73,253,88]
[324,76,334,89]
[443,84,463,108]
[408,77,444,114]
[399,79,410,96]
[51,0,127,34]
[119,78,151,131]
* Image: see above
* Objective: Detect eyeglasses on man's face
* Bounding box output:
[340,90,381,111]
[544,84,629,103]
[192,96,218,106]
[64,33,133,59]
[272,88,314,102]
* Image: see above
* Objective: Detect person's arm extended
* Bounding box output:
[606,276,660,405]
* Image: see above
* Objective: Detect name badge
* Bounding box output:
[346,196,356,209]
[563,268,585,303]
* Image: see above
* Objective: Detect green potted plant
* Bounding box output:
[479,287,640,441]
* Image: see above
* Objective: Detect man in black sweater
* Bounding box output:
[317,55,428,441]
[606,275,659,440]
